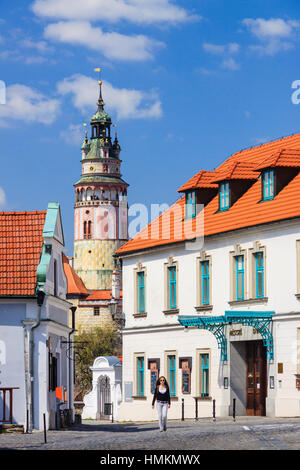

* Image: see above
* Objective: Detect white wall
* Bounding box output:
[119,218,300,419]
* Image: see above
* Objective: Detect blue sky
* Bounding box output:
[1,0,300,252]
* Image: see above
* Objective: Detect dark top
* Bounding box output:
[152,387,171,406]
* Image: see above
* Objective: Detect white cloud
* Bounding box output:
[31,0,198,25]
[243,18,299,55]
[21,39,54,54]
[203,42,240,71]
[57,74,162,119]
[243,18,298,39]
[0,187,6,207]
[44,21,164,61]
[60,124,83,146]
[222,57,240,70]
[203,42,239,55]
[0,84,60,126]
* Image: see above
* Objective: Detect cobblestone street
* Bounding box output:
[1,417,300,451]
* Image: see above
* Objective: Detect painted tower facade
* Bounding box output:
[73,82,129,291]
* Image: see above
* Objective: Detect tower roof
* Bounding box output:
[81,129,90,150]
[90,81,111,124]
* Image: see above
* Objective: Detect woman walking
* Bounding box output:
[152,376,171,431]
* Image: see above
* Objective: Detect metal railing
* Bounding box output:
[0,387,19,424]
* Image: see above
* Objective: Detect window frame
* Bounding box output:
[164,259,179,313]
[262,169,274,201]
[186,190,196,219]
[168,266,177,309]
[236,254,245,301]
[255,251,264,298]
[168,354,176,397]
[219,181,230,211]
[201,260,210,305]
[137,271,145,313]
[196,349,211,398]
[229,245,247,302]
[134,264,147,316]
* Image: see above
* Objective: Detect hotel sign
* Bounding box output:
[230,329,242,336]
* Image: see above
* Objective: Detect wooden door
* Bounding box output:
[246,341,267,416]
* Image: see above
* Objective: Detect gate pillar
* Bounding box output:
[82,356,122,421]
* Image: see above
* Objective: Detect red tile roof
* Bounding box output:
[0,211,47,296]
[116,132,300,255]
[62,253,89,297]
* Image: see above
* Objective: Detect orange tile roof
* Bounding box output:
[254,148,300,170]
[116,132,300,255]
[84,290,123,301]
[178,170,218,192]
[0,211,47,296]
[210,161,260,183]
[62,253,89,297]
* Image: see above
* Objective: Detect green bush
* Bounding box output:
[74,326,121,396]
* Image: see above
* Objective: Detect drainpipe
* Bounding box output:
[23,290,45,433]
[68,307,76,422]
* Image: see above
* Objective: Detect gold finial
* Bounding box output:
[83,122,88,138]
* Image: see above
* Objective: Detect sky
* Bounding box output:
[1,0,300,252]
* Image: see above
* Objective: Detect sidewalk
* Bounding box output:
[1,416,300,451]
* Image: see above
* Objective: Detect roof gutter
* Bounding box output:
[23,289,45,433]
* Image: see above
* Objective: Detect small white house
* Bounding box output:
[0,203,75,430]
[116,134,300,421]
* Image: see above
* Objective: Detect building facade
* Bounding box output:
[71,81,128,331]
[0,203,75,430]
[116,134,300,421]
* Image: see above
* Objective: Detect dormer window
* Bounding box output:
[219,182,230,211]
[262,169,274,200]
[186,190,196,218]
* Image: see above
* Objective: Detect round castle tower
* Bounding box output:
[73,81,129,290]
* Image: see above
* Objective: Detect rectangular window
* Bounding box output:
[137,357,144,396]
[201,260,209,305]
[186,190,196,218]
[168,355,176,396]
[168,266,177,309]
[137,271,145,313]
[200,353,209,397]
[219,182,230,211]
[236,255,244,300]
[262,169,274,200]
[255,252,264,298]
[94,306,100,316]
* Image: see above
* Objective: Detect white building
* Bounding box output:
[116,135,300,421]
[0,203,76,430]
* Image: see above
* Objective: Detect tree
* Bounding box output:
[74,326,121,396]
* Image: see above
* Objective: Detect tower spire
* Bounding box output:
[97,80,105,111]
